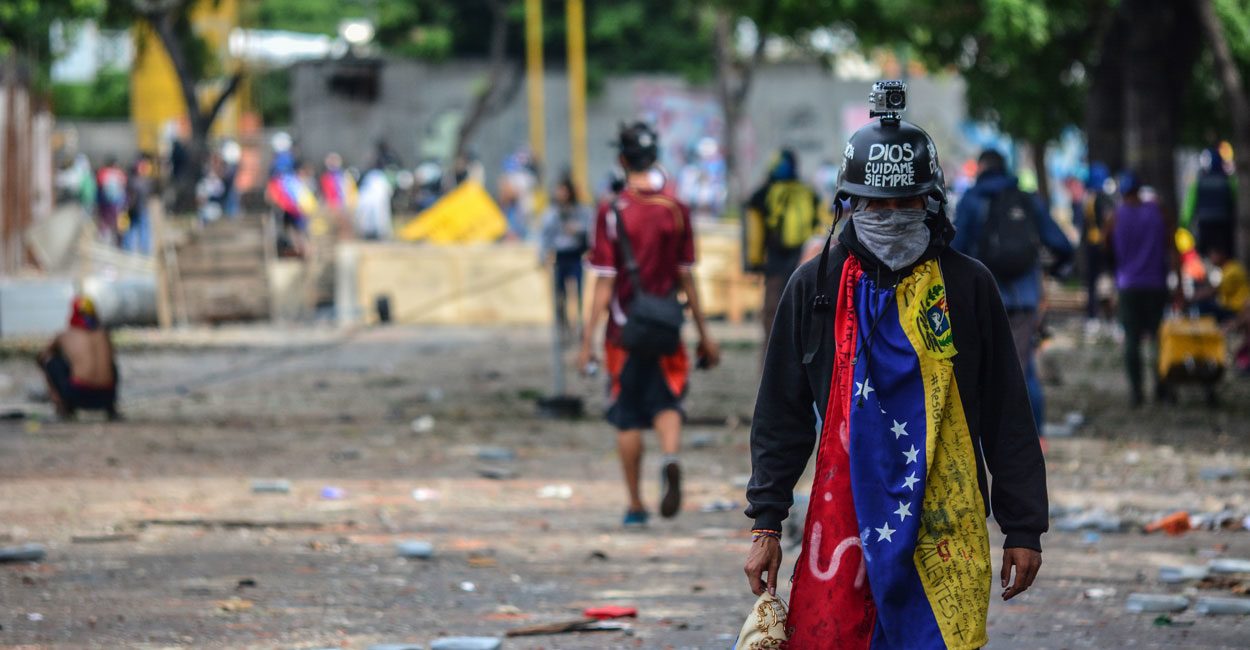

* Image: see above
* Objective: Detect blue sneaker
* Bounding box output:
[623,509,650,528]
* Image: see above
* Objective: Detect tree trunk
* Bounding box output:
[1084,11,1125,173]
[1196,0,1250,266]
[453,0,510,170]
[145,4,243,213]
[714,11,767,212]
[1121,0,1199,227]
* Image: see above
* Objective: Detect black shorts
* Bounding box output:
[41,355,117,412]
[606,353,685,431]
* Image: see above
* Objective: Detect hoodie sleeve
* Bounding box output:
[745,271,818,532]
[977,271,1049,551]
[1032,194,1075,262]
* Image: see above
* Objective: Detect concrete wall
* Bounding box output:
[292,58,968,199]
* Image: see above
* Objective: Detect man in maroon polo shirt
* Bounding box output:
[578,122,721,527]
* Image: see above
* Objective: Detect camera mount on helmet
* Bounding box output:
[868,80,907,123]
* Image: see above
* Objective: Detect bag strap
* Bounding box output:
[802,203,848,365]
[610,200,647,296]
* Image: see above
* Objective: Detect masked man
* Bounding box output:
[743,103,1047,649]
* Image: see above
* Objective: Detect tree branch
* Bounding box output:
[146,8,203,129]
[205,71,244,128]
[1197,0,1250,136]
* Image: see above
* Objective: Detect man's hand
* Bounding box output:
[576,339,595,375]
[1001,547,1041,600]
[697,336,721,369]
[744,536,782,596]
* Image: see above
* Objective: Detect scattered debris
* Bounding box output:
[425,388,446,403]
[477,466,518,480]
[459,581,477,592]
[1053,508,1124,533]
[1159,565,1210,584]
[1194,596,1250,615]
[214,597,253,613]
[1152,615,1194,627]
[468,552,498,568]
[320,486,347,500]
[250,479,291,494]
[688,432,717,449]
[1042,423,1075,438]
[1081,532,1102,545]
[700,499,739,513]
[411,416,436,434]
[506,619,631,637]
[331,448,362,462]
[1084,587,1116,600]
[368,644,424,650]
[583,606,637,619]
[429,638,501,650]
[396,541,434,559]
[1126,593,1190,613]
[71,533,138,544]
[1209,558,1250,574]
[476,446,516,462]
[136,519,322,530]
[587,550,609,561]
[0,544,46,563]
[1198,467,1240,482]
[411,488,441,502]
[1123,451,1142,466]
[537,484,573,500]
[1064,411,1086,428]
[236,578,257,589]
[26,613,43,622]
[1144,511,1191,536]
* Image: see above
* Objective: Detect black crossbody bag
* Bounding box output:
[612,203,684,357]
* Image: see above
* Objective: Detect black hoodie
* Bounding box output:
[745,216,1049,551]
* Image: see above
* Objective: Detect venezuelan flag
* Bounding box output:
[267,173,318,219]
[787,257,990,650]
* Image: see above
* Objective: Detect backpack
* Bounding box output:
[764,181,818,250]
[977,187,1040,280]
[612,203,684,357]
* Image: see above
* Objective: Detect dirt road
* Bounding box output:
[2,323,1249,648]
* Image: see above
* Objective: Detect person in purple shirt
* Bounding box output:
[1105,171,1174,407]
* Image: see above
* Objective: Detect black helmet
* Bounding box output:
[616,121,659,171]
[836,119,943,202]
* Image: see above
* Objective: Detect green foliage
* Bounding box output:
[251,0,454,60]
[0,0,107,85]
[51,68,129,118]
[253,67,291,125]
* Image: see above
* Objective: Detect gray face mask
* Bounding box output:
[852,205,931,271]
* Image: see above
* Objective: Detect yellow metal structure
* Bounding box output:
[130,0,242,153]
[566,0,589,201]
[397,180,509,244]
[525,0,547,213]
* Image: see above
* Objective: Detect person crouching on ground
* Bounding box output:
[37,296,120,420]
[578,122,720,527]
[743,105,1047,648]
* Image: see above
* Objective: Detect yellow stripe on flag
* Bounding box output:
[896,260,991,650]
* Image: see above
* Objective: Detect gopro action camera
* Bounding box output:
[869,80,907,120]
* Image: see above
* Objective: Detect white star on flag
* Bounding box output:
[891,420,909,439]
[903,445,919,464]
[875,522,896,542]
[894,500,913,521]
[901,472,919,491]
[854,380,875,401]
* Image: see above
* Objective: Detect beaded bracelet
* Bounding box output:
[752,529,782,542]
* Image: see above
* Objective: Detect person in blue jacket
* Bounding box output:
[953,149,1073,434]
